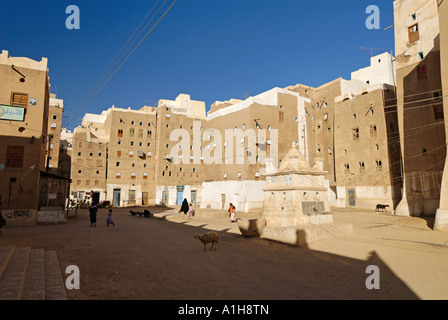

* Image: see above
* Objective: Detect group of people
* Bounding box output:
[179,198,238,222]
[179,199,194,219]
[88,205,115,227]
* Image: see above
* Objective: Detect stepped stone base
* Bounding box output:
[0,246,67,300]
[260,222,353,246]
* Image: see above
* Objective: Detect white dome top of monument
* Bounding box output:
[278,142,310,171]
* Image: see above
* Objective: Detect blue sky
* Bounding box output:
[0,0,395,130]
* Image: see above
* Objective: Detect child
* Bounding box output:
[188,203,193,219]
[106,209,115,227]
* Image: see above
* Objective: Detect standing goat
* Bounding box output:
[194,231,219,252]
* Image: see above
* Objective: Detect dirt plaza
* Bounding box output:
[1,206,448,300]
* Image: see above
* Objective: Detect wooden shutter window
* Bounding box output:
[408,24,419,43]
[10,92,28,107]
[6,145,25,168]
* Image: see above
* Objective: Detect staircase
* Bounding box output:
[0,246,67,300]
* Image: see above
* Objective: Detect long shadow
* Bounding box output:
[136,213,420,300]
[1,208,420,300]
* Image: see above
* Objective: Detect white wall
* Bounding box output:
[351,52,396,86]
[200,180,266,212]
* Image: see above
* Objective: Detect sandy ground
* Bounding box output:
[0,206,447,300]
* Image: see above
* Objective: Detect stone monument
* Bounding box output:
[238,142,352,246]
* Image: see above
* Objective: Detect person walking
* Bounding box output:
[228,203,237,222]
[89,204,98,227]
[179,198,189,215]
[106,209,115,227]
[0,195,5,233]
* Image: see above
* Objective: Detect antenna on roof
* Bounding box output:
[360,47,385,57]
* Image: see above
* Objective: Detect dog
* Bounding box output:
[375,204,390,212]
[129,210,152,217]
[194,231,219,252]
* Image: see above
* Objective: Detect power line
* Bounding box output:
[62,0,162,128]
[62,0,177,129]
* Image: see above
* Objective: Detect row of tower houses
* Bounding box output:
[69,51,403,212]
[1,0,446,230]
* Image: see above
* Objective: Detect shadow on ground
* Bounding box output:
[1,207,419,300]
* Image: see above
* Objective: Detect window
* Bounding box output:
[370,125,378,138]
[131,121,135,125]
[10,92,28,107]
[423,148,427,156]
[143,172,148,179]
[131,172,136,179]
[375,159,383,171]
[434,104,444,120]
[78,152,82,156]
[408,24,419,43]
[130,128,134,137]
[352,128,360,140]
[6,145,24,168]
[129,151,134,157]
[418,52,424,60]
[116,162,120,167]
[417,65,427,80]
[344,163,350,172]
[279,111,284,123]
[359,161,365,172]
[116,172,121,179]
[118,129,123,137]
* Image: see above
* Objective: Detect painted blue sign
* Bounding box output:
[0,105,25,121]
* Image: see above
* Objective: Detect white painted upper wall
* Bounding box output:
[351,52,396,86]
[206,87,310,121]
[159,93,207,119]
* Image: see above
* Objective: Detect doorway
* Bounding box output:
[142,192,149,206]
[162,191,169,206]
[92,192,100,205]
[348,189,356,206]
[113,189,121,207]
